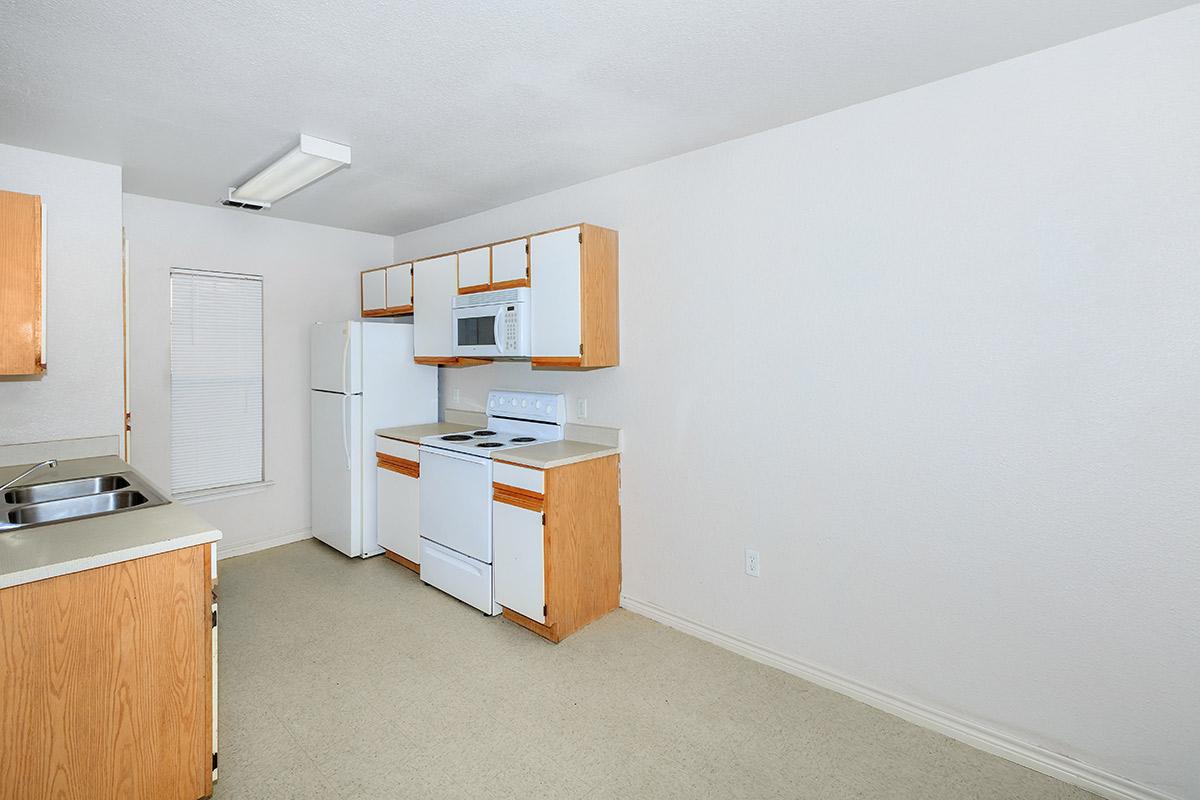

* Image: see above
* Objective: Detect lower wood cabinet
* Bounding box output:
[376,436,421,573]
[0,544,213,800]
[493,491,546,623]
[492,455,621,643]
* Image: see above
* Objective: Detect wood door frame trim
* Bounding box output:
[382,548,420,575]
[377,453,419,478]
[493,482,544,512]
[502,607,559,643]
[412,356,492,367]
[489,277,529,291]
[532,357,583,368]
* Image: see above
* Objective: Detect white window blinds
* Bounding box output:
[170,269,264,495]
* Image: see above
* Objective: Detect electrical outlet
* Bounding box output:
[576,398,588,419]
[744,548,761,578]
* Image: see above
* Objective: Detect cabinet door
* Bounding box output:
[491,238,528,287]
[458,247,490,292]
[493,499,545,623]
[361,269,387,313]
[378,465,420,563]
[530,227,582,358]
[385,263,412,311]
[413,254,458,358]
[1,190,44,375]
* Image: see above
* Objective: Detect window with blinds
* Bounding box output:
[169,269,264,495]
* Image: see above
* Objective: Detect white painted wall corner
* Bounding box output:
[216,528,313,561]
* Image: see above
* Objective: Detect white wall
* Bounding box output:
[394,9,1200,799]
[123,194,393,555]
[0,144,123,447]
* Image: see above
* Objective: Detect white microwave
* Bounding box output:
[452,288,531,358]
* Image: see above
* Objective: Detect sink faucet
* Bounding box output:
[0,459,57,493]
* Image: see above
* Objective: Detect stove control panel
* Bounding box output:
[487,390,565,426]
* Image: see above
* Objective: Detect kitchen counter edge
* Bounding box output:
[0,456,222,590]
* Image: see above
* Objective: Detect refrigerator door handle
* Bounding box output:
[340,325,351,394]
[341,394,351,470]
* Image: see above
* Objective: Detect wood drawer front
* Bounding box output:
[379,453,419,478]
[493,461,543,494]
[493,483,544,512]
[375,436,419,461]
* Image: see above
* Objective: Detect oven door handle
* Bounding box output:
[419,445,490,465]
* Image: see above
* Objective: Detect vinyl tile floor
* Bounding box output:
[212,539,1098,799]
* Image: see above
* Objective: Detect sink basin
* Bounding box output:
[4,475,130,505]
[0,471,168,532]
[8,491,153,525]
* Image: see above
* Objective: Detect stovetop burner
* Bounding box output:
[510,436,536,443]
[441,434,472,441]
[476,441,504,448]
[472,430,496,437]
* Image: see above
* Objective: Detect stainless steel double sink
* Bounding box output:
[0,473,170,531]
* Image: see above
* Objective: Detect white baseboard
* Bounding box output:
[217,528,312,560]
[619,595,1179,800]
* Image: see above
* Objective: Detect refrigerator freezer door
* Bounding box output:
[311,321,361,394]
[311,390,362,556]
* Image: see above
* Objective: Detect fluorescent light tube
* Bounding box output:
[230,135,351,205]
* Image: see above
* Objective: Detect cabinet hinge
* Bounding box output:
[579,344,584,356]
[525,242,530,255]
[541,513,546,526]
[212,752,218,770]
[124,412,132,432]
[578,231,583,244]
[543,604,548,617]
[212,608,217,627]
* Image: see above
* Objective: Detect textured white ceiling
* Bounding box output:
[0,0,1191,234]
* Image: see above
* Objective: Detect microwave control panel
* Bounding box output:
[504,307,519,351]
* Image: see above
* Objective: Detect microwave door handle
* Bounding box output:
[493,313,505,355]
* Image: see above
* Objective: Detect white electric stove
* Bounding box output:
[417,390,564,614]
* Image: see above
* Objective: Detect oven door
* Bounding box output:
[418,446,493,563]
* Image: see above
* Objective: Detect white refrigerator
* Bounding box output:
[310,321,436,558]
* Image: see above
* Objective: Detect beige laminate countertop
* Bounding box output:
[0,456,221,590]
[375,424,620,469]
[376,422,475,443]
[495,440,621,470]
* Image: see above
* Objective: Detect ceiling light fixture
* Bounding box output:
[222,134,351,210]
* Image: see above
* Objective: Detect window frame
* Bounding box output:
[168,267,266,498]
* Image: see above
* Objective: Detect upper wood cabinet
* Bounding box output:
[361,268,387,315]
[490,238,529,289]
[457,246,490,294]
[530,224,618,368]
[455,238,530,295]
[1,189,45,375]
[394,221,617,369]
[385,263,413,313]
[412,253,488,366]
[360,263,414,317]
